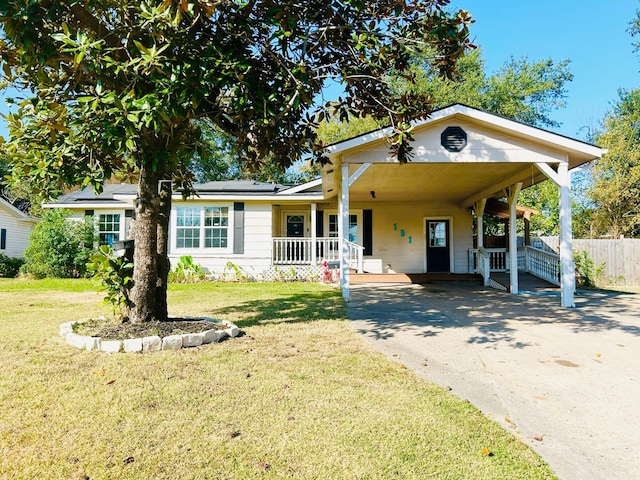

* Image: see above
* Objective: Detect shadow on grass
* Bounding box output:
[208,291,346,328]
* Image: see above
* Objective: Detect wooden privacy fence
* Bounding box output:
[537,237,640,286]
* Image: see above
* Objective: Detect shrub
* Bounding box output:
[0,253,24,278]
[574,250,605,288]
[86,244,133,320]
[21,209,96,278]
[168,256,208,283]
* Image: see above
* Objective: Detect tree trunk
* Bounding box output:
[128,163,169,323]
[156,179,172,320]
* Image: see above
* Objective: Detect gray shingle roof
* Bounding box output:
[51,180,318,203]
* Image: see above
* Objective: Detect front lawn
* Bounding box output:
[0,279,556,479]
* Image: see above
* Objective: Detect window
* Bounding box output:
[176,206,230,250]
[98,214,120,246]
[328,213,359,243]
[176,207,201,248]
[429,221,447,247]
[204,207,228,248]
[0,229,6,250]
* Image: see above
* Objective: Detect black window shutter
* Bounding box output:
[233,202,245,254]
[0,229,6,250]
[316,210,324,237]
[363,209,373,256]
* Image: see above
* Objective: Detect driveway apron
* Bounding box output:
[348,283,640,480]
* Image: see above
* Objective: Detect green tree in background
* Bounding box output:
[0,0,472,323]
[393,48,572,129]
[587,89,640,238]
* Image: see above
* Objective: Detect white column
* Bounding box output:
[507,183,522,294]
[476,199,486,249]
[558,162,575,307]
[475,199,489,286]
[339,163,350,301]
[310,203,317,265]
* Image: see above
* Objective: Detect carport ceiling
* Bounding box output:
[348,162,545,204]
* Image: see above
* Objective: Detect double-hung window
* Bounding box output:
[176,206,230,250]
[98,214,120,246]
[204,207,229,248]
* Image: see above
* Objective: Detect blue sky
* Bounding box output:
[449,1,640,139]
[1,2,639,142]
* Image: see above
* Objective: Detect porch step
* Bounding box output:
[351,273,482,285]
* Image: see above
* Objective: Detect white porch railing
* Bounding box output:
[272,237,364,272]
[468,248,508,273]
[469,246,560,286]
[524,246,560,286]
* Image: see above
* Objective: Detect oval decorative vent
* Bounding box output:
[441,126,467,152]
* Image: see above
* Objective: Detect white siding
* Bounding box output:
[341,119,567,165]
[170,202,274,277]
[0,203,37,258]
[350,201,473,274]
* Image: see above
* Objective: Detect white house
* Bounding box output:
[0,197,39,258]
[44,105,605,306]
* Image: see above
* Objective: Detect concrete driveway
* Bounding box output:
[348,282,640,480]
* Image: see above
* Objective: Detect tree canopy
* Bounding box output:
[587,89,640,238]
[0,0,472,322]
[393,47,573,129]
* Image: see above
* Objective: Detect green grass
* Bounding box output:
[0,279,556,479]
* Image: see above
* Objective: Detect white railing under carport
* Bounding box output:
[474,247,491,286]
[469,246,560,286]
[468,248,508,273]
[524,246,560,286]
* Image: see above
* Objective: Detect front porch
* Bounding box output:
[272,236,364,272]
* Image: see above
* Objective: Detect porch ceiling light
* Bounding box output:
[441,126,467,152]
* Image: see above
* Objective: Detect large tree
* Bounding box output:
[393,48,573,129]
[0,0,472,322]
[587,89,640,238]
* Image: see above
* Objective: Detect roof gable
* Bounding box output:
[326,104,604,168]
[0,197,34,220]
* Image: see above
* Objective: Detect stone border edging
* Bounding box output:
[59,317,240,353]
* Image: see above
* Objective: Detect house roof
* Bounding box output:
[484,198,539,220]
[54,184,138,203]
[322,104,606,206]
[45,179,324,208]
[0,197,39,223]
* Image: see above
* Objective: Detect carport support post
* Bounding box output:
[507,183,522,294]
[558,162,576,307]
[339,163,350,301]
[475,199,490,287]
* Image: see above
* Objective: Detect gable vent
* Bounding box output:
[441,126,467,152]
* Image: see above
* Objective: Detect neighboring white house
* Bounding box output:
[0,197,39,258]
[44,104,606,307]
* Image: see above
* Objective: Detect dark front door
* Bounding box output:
[426,220,451,273]
[287,215,304,237]
[286,215,305,261]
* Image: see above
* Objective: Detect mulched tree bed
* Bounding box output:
[73,317,228,341]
